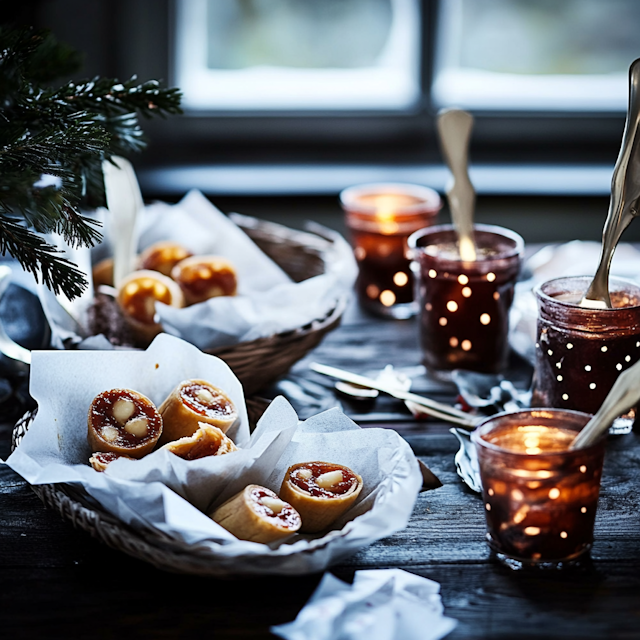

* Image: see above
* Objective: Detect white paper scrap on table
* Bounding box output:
[271,569,457,640]
[6,334,422,575]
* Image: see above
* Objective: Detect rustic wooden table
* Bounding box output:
[1,301,640,639]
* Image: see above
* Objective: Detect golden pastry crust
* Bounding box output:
[157,379,238,445]
[161,422,237,460]
[279,461,363,533]
[116,270,185,345]
[210,484,301,543]
[88,389,163,459]
[171,255,238,305]
[89,451,134,472]
[138,241,193,277]
[92,257,114,289]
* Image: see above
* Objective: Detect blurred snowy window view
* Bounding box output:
[175,0,640,113]
[435,0,640,111]
[175,0,421,110]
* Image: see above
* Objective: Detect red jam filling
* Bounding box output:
[250,487,300,530]
[290,463,357,498]
[174,437,222,461]
[177,263,237,297]
[180,383,235,419]
[141,245,193,277]
[90,389,162,448]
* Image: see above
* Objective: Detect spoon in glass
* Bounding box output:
[437,108,477,261]
[580,58,640,309]
[571,355,640,449]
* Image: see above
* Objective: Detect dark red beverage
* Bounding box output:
[408,224,523,377]
[341,183,441,319]
[472,409,605,569]
[532,276,640,415]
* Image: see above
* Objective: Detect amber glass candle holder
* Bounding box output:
[408,224,523,378]
[472,408,606,569]
[340,183,441,319]
[531,276,640,419]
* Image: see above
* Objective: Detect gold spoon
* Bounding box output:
[580,58,640,308]
[437,108,477,261]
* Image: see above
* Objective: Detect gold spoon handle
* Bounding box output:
[583,58,640,307]
[437,108,477,262]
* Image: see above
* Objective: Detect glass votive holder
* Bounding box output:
[340,183,442,319]
[407,224,523,377]
[472,408,606,569]
[531,276,640,417]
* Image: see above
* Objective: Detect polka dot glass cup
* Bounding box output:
[472,408,605,569]
[341,183,442,319]
[408,224,523,377]
[531,276,640,417]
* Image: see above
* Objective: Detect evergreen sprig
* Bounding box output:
[0,26,182,298]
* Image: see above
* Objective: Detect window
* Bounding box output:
[175,0,421,111]
[434,0,640,111]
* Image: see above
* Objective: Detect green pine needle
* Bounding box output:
[0,25,183,299]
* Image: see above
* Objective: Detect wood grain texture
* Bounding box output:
[2,305,640,639]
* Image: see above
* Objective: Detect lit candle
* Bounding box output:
[472,409,606,569]
[340,183,441,319]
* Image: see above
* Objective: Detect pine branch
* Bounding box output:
[0,25,183,299]
[0,213,88,298]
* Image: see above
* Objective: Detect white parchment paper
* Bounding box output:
[42,190,357,351]
[6,334,422,575]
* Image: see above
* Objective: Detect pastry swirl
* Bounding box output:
[279,461,363,533]
[158,379,238,445]
[210,484,301,543]
[88,389,163,458]
[138,241,193,277]
[162,423,237,460]
[171,255,237,305]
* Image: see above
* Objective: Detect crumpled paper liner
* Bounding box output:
[6,334,422,575]
[40,189,357,352]
[271,569,457,640]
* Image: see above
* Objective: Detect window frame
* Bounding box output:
[58,0,626,175]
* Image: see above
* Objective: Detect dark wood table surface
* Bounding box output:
[1,300,640,640]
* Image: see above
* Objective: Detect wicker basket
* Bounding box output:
[201,213,348,395]
[10,410,346,576]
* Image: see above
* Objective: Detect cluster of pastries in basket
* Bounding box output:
[87,382,363,541]
[87,379,238,466]
[92,241,238,344]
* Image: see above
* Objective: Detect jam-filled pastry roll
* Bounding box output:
[157,379,238,445]
[116,270,185,344]
[210,485,301,544]
[171,255,238,306]
[161,423,237,460]
[279,462,363,533]
[138,241,193,277]
[89,451,135,472]
[88,389,163,458]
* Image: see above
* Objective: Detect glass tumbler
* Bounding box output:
[472,408,606,569]
[408,224,523,377]
[341,183,441,319]
[531,276,640,417]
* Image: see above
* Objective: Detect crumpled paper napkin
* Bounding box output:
[41,189,357,352]
[271,569,457,640]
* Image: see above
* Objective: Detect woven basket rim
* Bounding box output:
[11,411,351,576]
